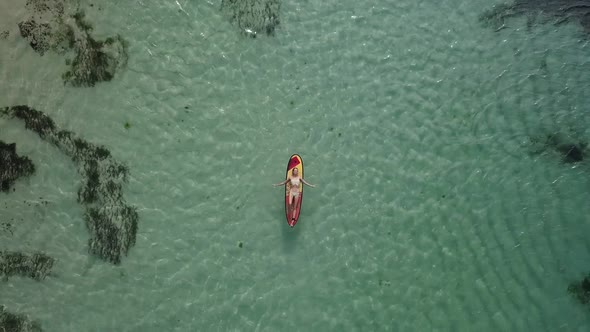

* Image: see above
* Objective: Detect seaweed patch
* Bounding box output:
[0,306,42,332]
[0,141,35,192]
[1,105,138,265]
[221,0,281,37]
[0,251,55,281]
[18,0,73,56]
[61,11,129,87]
[529,133,587,163]
[1,222,14,235]
[17,0,128,86]
[568,273,590,305]
[480,0,590,35]
[18,20,53,55]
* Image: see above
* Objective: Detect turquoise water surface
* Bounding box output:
[2,0,590,330]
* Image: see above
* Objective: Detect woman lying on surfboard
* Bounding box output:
[273,167,315,223]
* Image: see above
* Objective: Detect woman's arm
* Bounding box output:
[301,178,316,187]
[273,179,289,186]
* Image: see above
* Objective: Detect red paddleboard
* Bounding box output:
[285,154,303,227]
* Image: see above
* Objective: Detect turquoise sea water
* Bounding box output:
[2,0,590,330]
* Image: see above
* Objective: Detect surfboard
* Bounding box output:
[285,154,303,227]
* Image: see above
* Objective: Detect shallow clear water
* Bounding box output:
[2,0,590,330]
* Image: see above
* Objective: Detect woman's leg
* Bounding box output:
[291,195,299,220]
[288,192,294,218]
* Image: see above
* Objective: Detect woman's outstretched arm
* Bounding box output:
[273,179,289,186]
[301,178,316,187]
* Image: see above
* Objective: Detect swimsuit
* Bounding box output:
[289,177,301,197]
